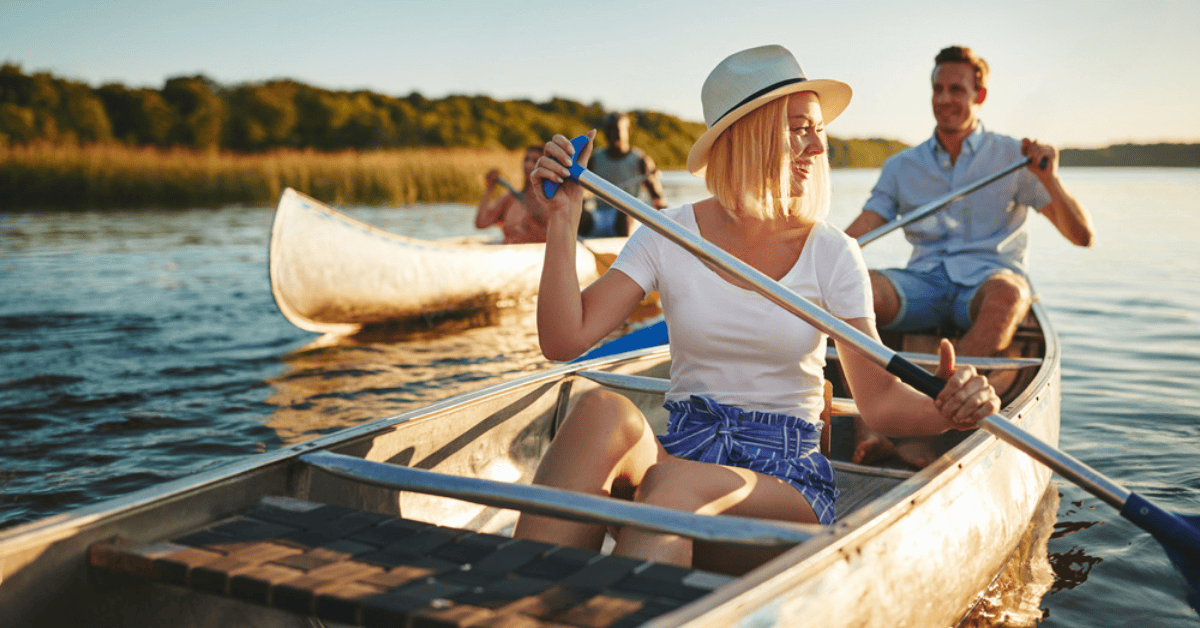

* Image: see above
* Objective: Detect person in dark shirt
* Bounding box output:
[579,112,668,237]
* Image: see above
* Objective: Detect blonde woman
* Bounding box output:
[515,45,999,573]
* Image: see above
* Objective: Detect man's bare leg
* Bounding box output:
[959,271,1033,357]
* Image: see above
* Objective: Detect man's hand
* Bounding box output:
[1021,138,1058,183]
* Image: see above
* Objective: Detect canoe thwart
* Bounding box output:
[300,451,819,547]
[87,496,736,627]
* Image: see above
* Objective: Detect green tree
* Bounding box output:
[162,75,226,149]
[99,86,175,146]
[225,81,300,150]
[61,83,112,143]
[0,103,37,143]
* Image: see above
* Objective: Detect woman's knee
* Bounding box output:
[560,388,648,451]
[634,462,709,513]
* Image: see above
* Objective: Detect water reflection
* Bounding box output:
[960,486,1060,627]
[1046,499,1105,594]
[264,306,552,445]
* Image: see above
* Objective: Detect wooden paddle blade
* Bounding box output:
[1120,493,1200,610]
[542,135,590,199]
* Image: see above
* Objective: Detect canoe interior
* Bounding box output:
[0,310,1055,628]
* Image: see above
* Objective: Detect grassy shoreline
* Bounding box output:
[0,143,528,210]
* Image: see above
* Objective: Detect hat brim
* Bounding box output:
[687,79,852,176]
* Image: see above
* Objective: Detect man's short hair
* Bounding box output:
[933,46,989,91]
[602,112,629,132]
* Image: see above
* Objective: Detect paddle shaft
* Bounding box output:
[855,157,1040,246]
[496,176,523,199]
[548,148,1191,535]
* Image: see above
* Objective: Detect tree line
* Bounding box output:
[0,63,915,172]
[1060,143,1199,168]
[4,63,1197,171]
[0,64,704,168]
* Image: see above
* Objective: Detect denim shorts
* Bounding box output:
[657,395,838,525]
[877,265,980,332]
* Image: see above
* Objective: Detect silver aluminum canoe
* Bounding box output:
[0,304,1059,627]
[269,188,629,335]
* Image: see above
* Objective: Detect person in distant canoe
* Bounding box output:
[578,112,668,237]
[843,45,1094,467]
[475,145,549,244]
[516,45,1000,573]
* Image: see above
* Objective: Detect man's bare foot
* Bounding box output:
[891,437,940,469]
[852,429,898,465]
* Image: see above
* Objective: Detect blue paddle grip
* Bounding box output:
[542,135,591,199]
[886,355,946,399]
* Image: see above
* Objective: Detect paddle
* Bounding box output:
[497,172,605,257]
[855,156,1046,246]
[495,175,524,200]
[578,154,1048,361]
[544,134,1200,607]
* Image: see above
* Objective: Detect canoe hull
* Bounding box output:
[0,305,1060,627]
[269,188,628,334]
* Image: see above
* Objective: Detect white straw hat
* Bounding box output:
[687,45,852,176]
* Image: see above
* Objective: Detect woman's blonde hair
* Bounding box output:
[704,94,830,223]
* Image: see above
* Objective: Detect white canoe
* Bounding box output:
[270,188,630,335]
[0,304,1059,627]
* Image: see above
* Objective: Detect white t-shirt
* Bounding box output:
[610,204,874,422]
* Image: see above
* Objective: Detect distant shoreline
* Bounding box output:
[1059,143,1199,168]
[0,143,524,210]
[1,141,1195,211]
[2,63,1193,209]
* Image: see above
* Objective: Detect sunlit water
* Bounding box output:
[2,168,1198,626]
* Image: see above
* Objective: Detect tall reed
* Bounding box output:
[0,143,525,210]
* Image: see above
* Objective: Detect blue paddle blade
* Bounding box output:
[1177,514,1200,611]
[1121,493,1200,611]
[541,135,591,199]
[573,320,668,362]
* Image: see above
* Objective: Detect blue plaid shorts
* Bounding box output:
[657,395,838,525]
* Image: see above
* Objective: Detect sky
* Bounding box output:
[3,0,1199,149]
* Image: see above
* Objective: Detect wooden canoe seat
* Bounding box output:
[88,496,735,628]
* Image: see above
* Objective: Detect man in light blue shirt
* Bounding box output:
[846,45,1093,358]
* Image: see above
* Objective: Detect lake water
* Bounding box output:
[2,167,1199,626]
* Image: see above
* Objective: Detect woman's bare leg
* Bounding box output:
[612,458,818,569]
[514,388,666,551]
